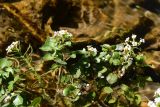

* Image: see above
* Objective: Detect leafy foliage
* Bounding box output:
[0,30,149,106]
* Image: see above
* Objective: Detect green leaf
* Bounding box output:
[106,73,118,84]
[70,53,76,58]
[0,86,5,94]
[112,52,120,59]
[54,58,67,65]
[2,72,10,78]
[74,69,81,78]
[5,67,14,75]
[65,41,72,46]
[102,86,113,94]
[43,53,54,60]
[14,75,19,82]
[135,94,141,105]
[0,58,12,69]
[108,97,116,104]
[146,76,152,81]
[0,78,2,85]
[115,44,124,51]
[8,81,14,91]
[13,95,23,106]
[112,59,121,66]
[63,85,76,96]
[51,64,60,70]
[40,37,55,51]
[136,55,144,62]
[121,84,129,91]
[98,67,107,77]
[30,97,41,107]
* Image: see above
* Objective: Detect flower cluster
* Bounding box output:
[125,34,145,47]
[118,34,145,77]
[81,46,97,57]
[6,41,20,54]
[54,30,73,38]
[148,88,160,107]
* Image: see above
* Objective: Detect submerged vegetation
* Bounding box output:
[0,30,154,107]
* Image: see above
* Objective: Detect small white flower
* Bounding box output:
[154,97,160,105]
[3,95,11,103]
[148,101,156,107]
[86,84,90,87]
[6,41,19,53]
[121,66,125,73]
[124,54,129,61]
[125,37,130,42]
[132,41,138,46]
[140,38,145,43]
[124,44,131,52]
[54,30,72,37]
[78,92,81,96]
[87,46,97,55]
[132,34,137,39]
[155,88,160,97]
[100,76,105,78]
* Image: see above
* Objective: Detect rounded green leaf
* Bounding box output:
[13,95,23,106]
[30,97,42,107]
[108,97,116,104]
[106,73,118,84]
[0,58,12,69]
[43,53,54,60]
[135,94,141,105]
[102,86,113,94]
[63,85,76,96]
[112,59,121,66]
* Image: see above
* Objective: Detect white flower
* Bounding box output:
[124,44,131,52]
[6,41,19,53]
[140,38,145,43]
[132,34,137,39]
[155,88,160,97]
[3,95,11,103]
[125,37,130,42]
[86,84,90,87]
[154,97,160,105]
[124,54,129,61]
[78,92,81,96]
[148,101,156,107]
[100,76,105,78]
[87,46,97,55]
[132,41,138,46]
[54,30,72,37]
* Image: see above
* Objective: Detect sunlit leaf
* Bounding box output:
[102,86,113,94]
[121,84,129,91]
[13,95,23,106]
[0,58,12,69]
[30,97,41,107]
[5,67,14,75]
[8,81,14,91]
[70,53,76,58]
[14,75,19,82]
[108,97,116,104]
[112,59,121,66]
[63,85,76,96]
[135,94,141,105]
[54,58,67,65]
[74,69,81,78]
[106,73,118,84]
[112,52,120,59]
[98,67,107,77]
[43,53,54,60]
